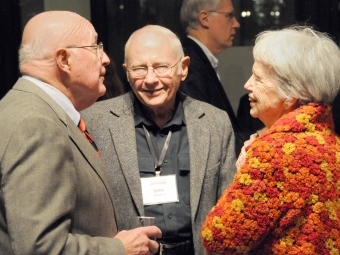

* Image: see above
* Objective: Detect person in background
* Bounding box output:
[179,0,256,155]
[201,26,340,254]
[0,11,161,255]
[82,24,236,255]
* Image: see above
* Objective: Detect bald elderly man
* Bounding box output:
[0,11,161,255]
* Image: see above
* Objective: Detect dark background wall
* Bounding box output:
[1,0,340,99]
[0,1,22,99]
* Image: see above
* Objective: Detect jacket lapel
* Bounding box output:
[184,38,222,89]
[184,38,238,125]
[13,78,116,210]
[108,93,145,215]
[182,95,210,219]
[68,119,113,189]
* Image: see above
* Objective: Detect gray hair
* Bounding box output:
[19,32,52,67]
[253,26,340,104]
[180,0,221,33]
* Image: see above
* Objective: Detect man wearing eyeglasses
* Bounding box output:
[179,0,252,155]
[0,11,161,255]
[82,25,236,255]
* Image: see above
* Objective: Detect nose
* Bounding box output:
[244,75,253,90]
[233,17,241,29]
[144,68,158,82]
[101,52,110,67]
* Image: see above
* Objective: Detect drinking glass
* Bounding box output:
[129,216,156,229]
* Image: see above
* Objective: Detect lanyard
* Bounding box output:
[143,125,172,177]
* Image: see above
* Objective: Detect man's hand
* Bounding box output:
[114,226,162,255]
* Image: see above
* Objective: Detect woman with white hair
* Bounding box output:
[201,26,340,254]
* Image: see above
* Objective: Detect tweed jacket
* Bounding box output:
[82,92,237,255]
[0,78,125,255]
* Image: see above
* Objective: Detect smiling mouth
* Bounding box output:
[144,88,162,95]
[249,97,257,106]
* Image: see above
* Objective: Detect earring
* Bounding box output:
[283,101,288,109]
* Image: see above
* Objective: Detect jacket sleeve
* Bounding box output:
[201,138,278,254]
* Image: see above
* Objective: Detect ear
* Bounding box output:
[55,48,71,74]
[284,98,299,110]
[122,63,130,82]
[180,56,190,81]
[198,10,210,28]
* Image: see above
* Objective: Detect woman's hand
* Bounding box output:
[236,132,258,170]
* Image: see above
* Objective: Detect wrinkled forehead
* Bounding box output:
[61,15,97,45]
[75,20,98,44]
[126,32,177,64]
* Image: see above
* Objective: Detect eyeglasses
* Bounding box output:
[127,58,182,78]
[209,11,235,21]
[67,42,104,58]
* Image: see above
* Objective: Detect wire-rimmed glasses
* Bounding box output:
[67,42,104,58]
[127,58,182,78]
[208,11,235,21]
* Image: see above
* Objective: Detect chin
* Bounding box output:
[249,109,258,119]
[143,95,166,105]
[145,101,164,108]
[98,85,106,96]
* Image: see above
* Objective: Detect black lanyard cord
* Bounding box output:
[143,125,172,174]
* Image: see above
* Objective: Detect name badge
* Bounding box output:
[141,175,179,205]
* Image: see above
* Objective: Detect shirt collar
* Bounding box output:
[22,75,80,125]
[133,94,186,128]
[187,35,219,69]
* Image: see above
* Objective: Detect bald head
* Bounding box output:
[19,11,95,69]
[17,11,109,111]
[124,25,184,64]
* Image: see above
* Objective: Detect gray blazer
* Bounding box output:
[82,92,237,254]
[0,78,125,255]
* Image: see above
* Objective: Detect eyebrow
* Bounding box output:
[131,61,170,67]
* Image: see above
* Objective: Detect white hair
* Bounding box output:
[253,26,340,104]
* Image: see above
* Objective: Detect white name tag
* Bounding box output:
[140,175,179,205]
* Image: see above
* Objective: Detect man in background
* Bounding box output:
[179,0,255,154]
[0,11,160,255]
[82,24,236,255]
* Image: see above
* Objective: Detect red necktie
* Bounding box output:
[78,118,101,158]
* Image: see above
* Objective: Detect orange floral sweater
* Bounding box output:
[201,103,340,255]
